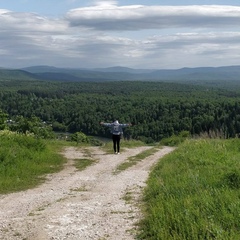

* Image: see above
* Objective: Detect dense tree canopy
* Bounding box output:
[1,79,240,142]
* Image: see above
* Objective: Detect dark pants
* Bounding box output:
[112,134,121,153]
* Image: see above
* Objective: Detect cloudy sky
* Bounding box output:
[0,0,240,69]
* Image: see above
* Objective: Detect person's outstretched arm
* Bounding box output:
[120,123,132,127]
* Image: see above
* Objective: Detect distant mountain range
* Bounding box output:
[1,65,240,82]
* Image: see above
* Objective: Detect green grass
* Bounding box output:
[114,147,159,173]
[74,158,96,171]
[138,139,240,240]
[159,131,190,146]
[73,147,97,171]
[0,131,102,194]
[0,131,66,194]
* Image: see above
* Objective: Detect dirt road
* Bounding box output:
[0,146,174,240]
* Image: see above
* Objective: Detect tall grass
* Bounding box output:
[0,131,65,194]
[138,139,240,240]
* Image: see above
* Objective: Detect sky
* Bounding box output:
[0,0,240,69]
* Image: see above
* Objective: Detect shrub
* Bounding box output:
[160,131,190,146]
[71,131,89,144]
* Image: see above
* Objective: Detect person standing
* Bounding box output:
[100,120,132,154]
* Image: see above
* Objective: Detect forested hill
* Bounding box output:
[1,65,240,142]
[19,65,240,83]
[0,69,38,81]
[1,65,240,83]
[1,76,240,142]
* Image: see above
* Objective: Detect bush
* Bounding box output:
[160,131,190,146]
[71,131,89,144]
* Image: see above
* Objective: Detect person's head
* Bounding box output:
[113,120,119,125]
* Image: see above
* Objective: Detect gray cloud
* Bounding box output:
[0,4,240,69]
[66,5,240,31]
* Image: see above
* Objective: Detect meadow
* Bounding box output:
[138,138,240,240]
[0,130,66,194]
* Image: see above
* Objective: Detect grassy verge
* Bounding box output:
[0,131,66,194]
[115,147,159,173]
[74,158,96,171]
[138,139,240,240]
[73,148,97,171]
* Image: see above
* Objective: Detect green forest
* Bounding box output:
[1,76,240,142]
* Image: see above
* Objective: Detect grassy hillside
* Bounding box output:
[139,138,240,240]
[0,130,239,239]
[0,131,66,194]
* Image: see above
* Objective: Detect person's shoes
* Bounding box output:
[115,152,117,154]
[117,152,120,154]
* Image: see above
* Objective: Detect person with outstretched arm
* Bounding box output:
[100,120,132,154]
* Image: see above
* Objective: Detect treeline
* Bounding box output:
[1,80,240,142]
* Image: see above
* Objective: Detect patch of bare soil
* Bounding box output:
[0,146,174,240]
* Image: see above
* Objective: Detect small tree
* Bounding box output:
[9,115,54,138]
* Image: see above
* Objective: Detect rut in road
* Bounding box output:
[0,146,174,240]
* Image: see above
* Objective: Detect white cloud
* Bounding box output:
[66,5,240,30]
[0,10,67,33]
[140,31,240,68]
[0,4,240,68]
[93,0,118,7]
[0,9,10,14]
